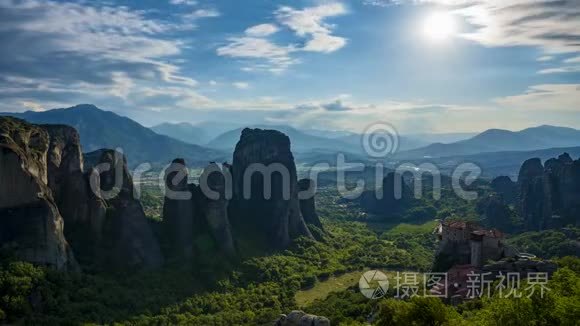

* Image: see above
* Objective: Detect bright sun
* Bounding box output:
[422,12,456,42]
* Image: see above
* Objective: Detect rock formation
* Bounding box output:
[162,158,195,259]
[275,310,330,326]
[0,117,76,270]
[43,124,107,266]
[297,178,323,230]
[476,194,513,231]
[230,128,313,249]
[162,160,237,259]
[86,149,164,269]
[490,175,517,204]
[517,153,580,231]
[0,116,164,271]
[358,172,412,216]
[159,129,322,259]
[198,163,236,257]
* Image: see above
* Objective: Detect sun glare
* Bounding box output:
[422,11,456,42]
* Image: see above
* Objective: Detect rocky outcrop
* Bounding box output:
[518,153,580,231]
[0,117,76,270]
[162,158,195,259]
[230,128,313,248]
[43,125,107,265]
[275,310,330,326]
[87,149,164,269]
[161,160,237,259]
[358,172,412,216]
[491,176,517,204]
[198,163,236,257]
[298,178,323,230]
[476,194,513,231]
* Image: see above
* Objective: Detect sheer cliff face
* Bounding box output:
[0,117,164,271]
[358,172,412,215]
[199,163,236,257]
[231,128,312,248]
[518,153,580,231]
[162,158,195,259]
[89,149,164,269]
[298,178,323,230]
[0,117,76,270]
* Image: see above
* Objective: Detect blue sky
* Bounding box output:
[0,0,579,133]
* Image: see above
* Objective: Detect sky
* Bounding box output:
[0,0,579,134]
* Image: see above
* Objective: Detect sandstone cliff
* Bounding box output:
[297,178,323,230]
[161,160,236,259]
[358,172,412,216]
[230,128,313,249]
[490,175,517,204]
[517,153,580,231]
[162,158,195,259]
[86,149,164,269]
[0,116,165,271]
[0,117,76,270]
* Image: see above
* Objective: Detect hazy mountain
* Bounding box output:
[400,146,580,180]
[2,104,225,167]
[396,125,580,159]
[337,131,476,152]
[151,121,244,145]
[151,122,209,145]
[406,132,477,144]
[207,125,358,154]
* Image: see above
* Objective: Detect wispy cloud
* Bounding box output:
[169,0,197,6]
[0,0,214,112]
[245,24,279,37]
[537,56,554,62]
[275,3,348,53]
[217,37,298,73]
[217,2,348,72]
[538,66,580,74]
[233,82,250,89]
[184,8,220,19]
[494,84,580,111]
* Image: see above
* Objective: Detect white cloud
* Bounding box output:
[564,56,580,63]
[275,3,348,53]
[410,0,580,55]
[217,3,348,72]
[295,99,354,111]
[0,0,211,113]
[537,56,554,62]
[538,66,580,74]
[20,101,46,112]
[209,80,218,86]
[169,0,198,6]
[217,37,297,72]
[494,84,580,111]
[184,8,220,19]
[245,24,279,37]
[233,82,250,89]
[303,33,347,53]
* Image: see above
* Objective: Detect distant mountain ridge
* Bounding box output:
[151,121,243,146]
[207,125,360,154]
[396,125,580,159]
[151,122,209,145]
[2,104,224,167]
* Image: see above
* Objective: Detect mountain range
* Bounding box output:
[395,125,580,159]
[3,104,579,170]
[2,104,224,167]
